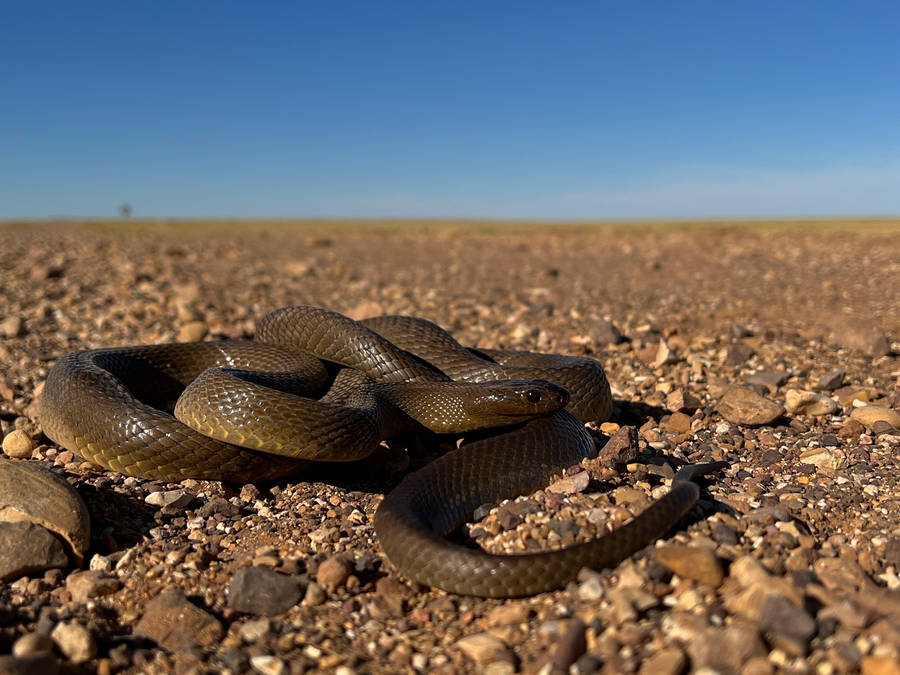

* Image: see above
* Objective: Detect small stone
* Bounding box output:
[758,594,816,656]
[666,389,702,414]
[12,632,54,657]
[745,370,788,393]
[799,446,847,470]
[861,656,900,675]
[496,507,523,530]
[661,411,691,433]
[249,655,286,675]
[834,385,879,406]
[813,557,871,593]
[851,406,900,430]
[726,341,756,365]
[784,389,838,416]
[838,418,866,439]
[239,484,262,502]
[65,570,120,603]
[651,340,676,368]
[594,425,638,466]
[374,577,411,616]
[238,617,271,643]
[547,471,589,495]
[486,604,530,626]
[655,545,724,587]
[227,566,302,615]
[1,316,23,338]
[455,633,514,666]
[551,618,586,671]
[0,522,68,581]
[816,369,845,390]
[638,647,686,675]
[176,320,208,342]
[0,458,91,564]
[50,621,96,664]
[2,430,36,458]
[134,588,223,650]
[593,319,624,346]
[145,490,193,509]
[685,624,766,674]
[717,387,784,426]
[302,582,326,606]
[316,555,353,592]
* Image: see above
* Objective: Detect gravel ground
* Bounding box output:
[1,222,899,675]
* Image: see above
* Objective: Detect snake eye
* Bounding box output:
[526,389,542,404]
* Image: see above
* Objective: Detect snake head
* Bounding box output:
[464,379,569,425]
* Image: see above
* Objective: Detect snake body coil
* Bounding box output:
[40,305,722,597]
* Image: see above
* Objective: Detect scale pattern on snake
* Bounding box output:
[40,305,723,597]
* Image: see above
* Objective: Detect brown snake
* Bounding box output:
[40,305,723,597]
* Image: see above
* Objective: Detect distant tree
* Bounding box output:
[119,203,132,219]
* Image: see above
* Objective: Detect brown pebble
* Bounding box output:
[655,545,724,587]
[176,320,208,342]
[638,647,686,675]
[2,429,36,458]
[717,387,784,426]
[316,555,352,591]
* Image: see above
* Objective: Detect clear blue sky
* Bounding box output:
[3,1,899,220]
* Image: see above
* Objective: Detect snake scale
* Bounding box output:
[40,305,723,597]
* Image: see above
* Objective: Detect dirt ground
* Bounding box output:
[1,221,899,674]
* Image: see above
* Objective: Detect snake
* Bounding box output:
[40,305,724,597]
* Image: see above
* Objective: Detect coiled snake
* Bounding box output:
[40,305,723,597]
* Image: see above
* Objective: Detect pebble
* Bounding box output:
[134,588,224,650]
[816,369,845,390]
[0,458,91,564]
[302,582,326,606]
[1,316,23,338]
[227,566,302,615]
[655,545,724,587]
[666,388,702,413]
[861,656,900,675]
[50,621,96,664]
[11,632,54,657]
[851,406,900,430]
[455,633,515,666]
[592,319,624,345]
[685,624,767,674]
[249,655,287,675]
[546,470,589,494]
[65,570,121,603]
[799,446,847,470]
[2,430,36,458]
[758,594,816,656]
[661,411,692,433]
[0,521,68,581]
[717,387,785,426]
[783,388,838,416]
[176,320,209,342]
[145,489,194,509]
[486,604,530,626]
[550,618,586,671]
[316,555,353,591]
[594,424,639,466]
[638,647,687,675]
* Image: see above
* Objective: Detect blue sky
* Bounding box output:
[3,2,899,220]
